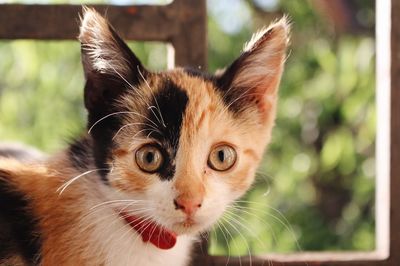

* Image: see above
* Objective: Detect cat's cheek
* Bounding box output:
[145,181,178,216]
[226,164,255,195]
[108,167,156,194]
[200,176,235,221]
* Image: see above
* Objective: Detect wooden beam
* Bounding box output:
[0,2,207,69]
[389,0,400,265]
[0,4,179,41]
[193,252,390,266]
[170,0,207,68]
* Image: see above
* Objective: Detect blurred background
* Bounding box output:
[0,0,375,255]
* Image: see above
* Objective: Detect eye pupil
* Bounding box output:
[208,144,237,171]
[146,152,154,163]
[135,145,164,173]
[218,150,225,162]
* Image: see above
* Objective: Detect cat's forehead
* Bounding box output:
[152,69,229,127]
[117,68,226,142]
[156,68,217,100]
[121,68,222,117]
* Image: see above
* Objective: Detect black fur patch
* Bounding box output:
[68,137,92,170]
[183,67,216,83]
[84,77,128,181]
[83,75,188,182]
[88,108,122,181]
[145,79,189,181]
[0,170,41,265]
[215,53,251,114]
[184,66,248,114]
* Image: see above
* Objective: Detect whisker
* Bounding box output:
[112,122,160,141]
[234,201,304,254]
[228,204,278,248]
[221,216,252,266]
[127,128,158,149]
[57,167,111,195]
[219,84,257,117]
[215,220,233,266]
[89,199,149,211]
[105,61,165,134]
[120,214,155,245]
[137,67,166,128]
[224,206,280,266]
[115,211,153,241]
[105,60,149,105]
[88,111,158,134]
[254,172,273,197]
[224,207,269,250]
[79,207,152,234]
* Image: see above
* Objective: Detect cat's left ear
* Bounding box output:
[217,17,290,118]
[79,7,147,111]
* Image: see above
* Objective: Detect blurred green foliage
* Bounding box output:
[208,0,375,255]
[0,0,375,256]
[0,41,166,151]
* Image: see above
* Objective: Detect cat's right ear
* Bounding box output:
[216,17,290,120]
[79,7,147,111]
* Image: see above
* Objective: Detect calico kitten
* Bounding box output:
[0,8,289,266]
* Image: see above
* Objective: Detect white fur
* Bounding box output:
[79,8,131,77]
[75,178,194,266]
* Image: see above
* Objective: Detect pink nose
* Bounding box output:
[173,197,203,216]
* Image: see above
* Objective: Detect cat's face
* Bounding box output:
[79,9,289,236]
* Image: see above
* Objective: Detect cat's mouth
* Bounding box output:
[120,212,177,250]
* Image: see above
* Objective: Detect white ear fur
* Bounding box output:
[231,16,290,96]
[79,8,130,77]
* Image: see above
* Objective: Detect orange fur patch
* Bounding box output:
[243,148,260,161]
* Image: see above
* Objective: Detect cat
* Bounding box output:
[0,7,289,266]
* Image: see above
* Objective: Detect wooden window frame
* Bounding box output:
[0,1,207,68]
[1,0,398,265]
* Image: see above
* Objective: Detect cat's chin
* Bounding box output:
[170,216,217,236]
[172,222,204,235]
[118,210,204,237]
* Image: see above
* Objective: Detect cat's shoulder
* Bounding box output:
[0,142,48,188]
[0,157,49,187]
[0,143,48,266]
[0,158,43,265]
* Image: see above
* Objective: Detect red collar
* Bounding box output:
[121,212,177,250]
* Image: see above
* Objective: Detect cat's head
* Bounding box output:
[79,8,289,237]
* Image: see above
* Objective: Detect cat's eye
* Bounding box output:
[208,144,237,171]
[135,145,164,173]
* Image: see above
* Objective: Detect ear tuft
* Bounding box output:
[218,16,290,116]
[79,7,132,78]
[243,16,290,53]
[78,7,148,115]
[233,16,290,92]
